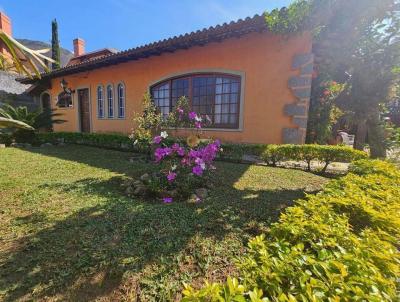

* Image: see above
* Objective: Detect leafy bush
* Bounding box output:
[218,143,268,162]
[182,160,400,301]
[0,133,12,145]
[261,144,368,172]
[36,132,135,151]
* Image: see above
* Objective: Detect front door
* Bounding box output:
[78,89,90,133]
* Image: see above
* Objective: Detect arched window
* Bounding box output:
[57,91,73,108]
[117,83,125,118]
[106,84,114,118]
[97,85,104,118]
[41,92,51,111]
[151,73,241,128]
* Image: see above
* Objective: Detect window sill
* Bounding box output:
[97,117,126,120]
[167,127,243,132]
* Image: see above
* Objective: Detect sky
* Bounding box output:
[1,0,293,53]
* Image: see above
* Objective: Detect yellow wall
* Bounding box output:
[48,31,312,144]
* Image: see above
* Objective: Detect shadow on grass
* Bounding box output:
[0,146,324,301]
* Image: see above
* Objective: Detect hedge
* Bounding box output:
[35,132,137,151]
[182,159,400,301]
[35,132,269,159]
[261,144,368,172]
[0,133,12,146]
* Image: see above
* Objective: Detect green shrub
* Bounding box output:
[261,144,368,172]
[219,143,268,162]
[0,133,12,146]
[182,160,400,301]
[36,132,135,151]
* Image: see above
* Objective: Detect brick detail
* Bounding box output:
[292,88,311,99]
[288,76,312,88]
[282,128,304,144]
[284,104,307,116]
[293,117,308,128]
[292,53,313,69]
[301,62,314,75]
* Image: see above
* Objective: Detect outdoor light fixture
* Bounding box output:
[60,78,75,95]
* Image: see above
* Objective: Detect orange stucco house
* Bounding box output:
[21,14,314,144]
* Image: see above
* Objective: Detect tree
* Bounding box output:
[266,0,400,158]
[51,19,61,70]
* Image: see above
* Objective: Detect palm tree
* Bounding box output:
[0,29,55,78]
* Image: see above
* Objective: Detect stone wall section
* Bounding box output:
[282,53,314,144]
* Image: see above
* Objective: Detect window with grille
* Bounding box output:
[106,84,114,118]
[117,83,125,118]
[97,85,104,118]
[151,73,241,128]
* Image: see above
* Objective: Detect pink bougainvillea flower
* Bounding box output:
[177,147,185,156]
[171,143,185,156]
[188,111,197,120]
[167,171,177,182]
[163,197,173,203]
[195,121,202,129]
[154,147,172,162]
[192,165,204,176]
[153,136,162,144]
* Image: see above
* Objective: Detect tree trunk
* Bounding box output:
[367,113,386,158]
[354,120,367,150]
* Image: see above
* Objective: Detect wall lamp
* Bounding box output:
[60,78,75,95]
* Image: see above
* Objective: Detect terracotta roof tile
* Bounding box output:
[19,13,267,84]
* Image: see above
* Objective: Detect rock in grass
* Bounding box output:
[133,180,143,187]
[10,143,24,148]
[133,185,147,196]
[195,188,208,199]
[125,186,135,195]
[140,173,150,182]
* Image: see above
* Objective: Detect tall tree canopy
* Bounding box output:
[51,19,61,70]
[266,0,400,157]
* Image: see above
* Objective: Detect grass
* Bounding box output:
[0,145,328,301]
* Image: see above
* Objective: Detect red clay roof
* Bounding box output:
[19,13,267,84]
[66,48,118,66]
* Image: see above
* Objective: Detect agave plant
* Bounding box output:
[0,29,55,78]
[0,104,65,130]
[0,117,34,130]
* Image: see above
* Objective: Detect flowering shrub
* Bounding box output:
[130,96,221,202]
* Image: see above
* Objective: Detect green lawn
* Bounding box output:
[0,145,328,301]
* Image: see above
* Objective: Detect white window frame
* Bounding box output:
[117,83,125,119]
[106,84,114,118]
[97,85,104,118]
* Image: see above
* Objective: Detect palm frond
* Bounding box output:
[0,29,55,78]
[0,117,34,130]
